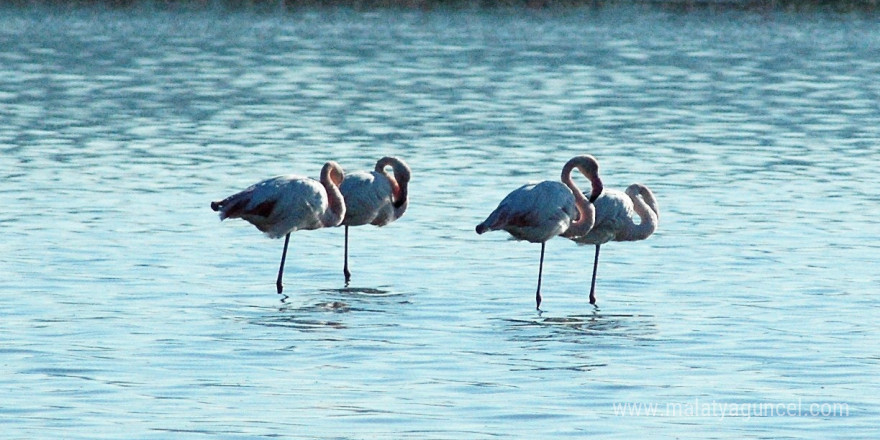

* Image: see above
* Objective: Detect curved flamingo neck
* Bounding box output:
[641,186,659,219]
[619,184,658,241]
[375,156,410,215]
[561,155,603,236]
[320,161,346,227]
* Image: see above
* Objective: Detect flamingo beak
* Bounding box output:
[589,183,603,203]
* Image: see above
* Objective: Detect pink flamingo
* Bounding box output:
[563,183,659,304]
[476,155,603,309]
[210,161,346,294]
[338,156,411,284]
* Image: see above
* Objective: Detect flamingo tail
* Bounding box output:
[475,209,508,235]
[211,189,270,221]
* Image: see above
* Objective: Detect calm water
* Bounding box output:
[2,5,879,438]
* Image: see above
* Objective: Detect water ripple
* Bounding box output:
[1,6,878,440]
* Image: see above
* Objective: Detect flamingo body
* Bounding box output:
[566,189,634,245]
[340,171,397,226]
[475,180,579,243]
[565,183,658,245]
[211,161,346,293]
[338,156,410,283]
[213,175,341,238]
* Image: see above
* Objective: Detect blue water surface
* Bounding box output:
[1,5,878,439]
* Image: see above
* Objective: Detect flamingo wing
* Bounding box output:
[216,175,329,238]
[567,188,636,245]
[479,181,577,243]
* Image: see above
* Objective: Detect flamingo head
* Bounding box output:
[377,156,411,209]
[562,154,603,202]
[625,183,645,199]
[321,161,345,187]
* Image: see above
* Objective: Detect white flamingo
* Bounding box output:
[210,161,346,294]
[475,155,603,310]
[563,183,659,304]
[338,156,411,284]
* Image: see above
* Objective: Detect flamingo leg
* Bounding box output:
[276,233,291,294]
[536,241,546,310]
[343,225,351,285]
[589,244,601,305]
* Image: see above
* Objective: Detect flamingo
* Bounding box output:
[563,183,659,305]
[338,156,411,284]
[475,155,603,310]
[210,161,346,294]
